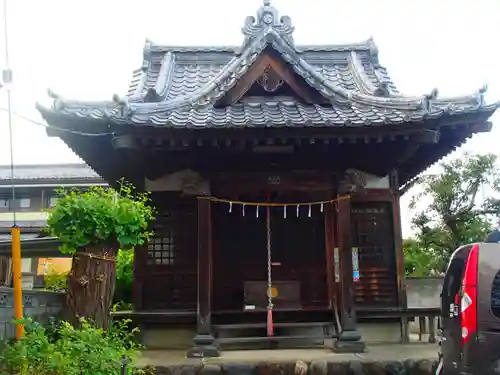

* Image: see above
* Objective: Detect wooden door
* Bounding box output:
[212,189,328,311]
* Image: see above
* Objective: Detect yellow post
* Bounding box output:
[11,225,23,339]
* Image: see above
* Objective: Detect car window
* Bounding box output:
[441,258,465,315]
[491,270,500,319]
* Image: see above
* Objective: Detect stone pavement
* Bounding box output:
[138,343,439,374]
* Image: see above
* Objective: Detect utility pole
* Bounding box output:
[2,0,23,340]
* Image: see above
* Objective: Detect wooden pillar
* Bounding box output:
[187,197,220,358]
[324,202,336,310]
[390,170,410,343]
[130,175,146,311]
[333,196,365,353]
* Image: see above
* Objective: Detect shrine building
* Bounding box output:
[36,0,498,356]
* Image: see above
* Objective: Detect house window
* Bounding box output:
[19,198,31,209]
[49,197,59,207]
[0,199,8,209]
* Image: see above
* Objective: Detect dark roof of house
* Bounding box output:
[0,164,102,183]
[0,237,63,257]
[0,220,47,228]
[36,2,499,130]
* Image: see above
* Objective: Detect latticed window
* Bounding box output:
[351,202,397,307]
[351,203,393,266]
[147,210,177,266]
[147,236,175,265]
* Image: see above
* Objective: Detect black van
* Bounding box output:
[436,239,500,375]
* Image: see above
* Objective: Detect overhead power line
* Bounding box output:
[0,107,116,136]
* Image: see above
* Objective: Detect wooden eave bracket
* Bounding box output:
[112,134,137,150]
[411,129,440,144]
[469,121,493,133]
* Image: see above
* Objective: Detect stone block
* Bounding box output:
[309,360,327,375]
[222,363,257,375]
[200,364,221,375]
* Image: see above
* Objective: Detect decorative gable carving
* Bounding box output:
[338,169,367,194]
[257,65,284,92]
[145,169,210,195]
[216,52,327,106]
[337,169,390,194]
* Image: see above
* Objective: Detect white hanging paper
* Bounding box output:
[320,202,324,212]
[283,206,287,218]
[296,205,300,217]
[256,205,259,218]
[242,204,246,216]
[229,202,233,213]
[308,204,312,217]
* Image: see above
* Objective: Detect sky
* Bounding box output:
[0,0,498,237]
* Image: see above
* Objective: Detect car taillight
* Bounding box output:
[461,243,478,346]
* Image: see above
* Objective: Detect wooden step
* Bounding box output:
[217,335,332,344]
[214,321,332,330]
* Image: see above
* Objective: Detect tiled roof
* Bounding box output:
[126,45,398,102]
[0,164,101,182]
[52,97,439,128]
[0,233,39,240]
[36,2,499,130]
[0,220,47,228]
[0,237,63,256]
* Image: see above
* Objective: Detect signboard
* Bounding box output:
[352,247,360,282]
[333,247,340,282]
[353,271,360,282]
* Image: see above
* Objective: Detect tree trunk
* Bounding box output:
[66,242,119,329]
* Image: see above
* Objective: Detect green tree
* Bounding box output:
[114,248,134,307]
[46,182,155,329]
[403,238,439,276]
[406,153,500,274]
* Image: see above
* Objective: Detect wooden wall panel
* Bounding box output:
[141,193,198,311]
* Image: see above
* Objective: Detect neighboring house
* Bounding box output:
[0,164,106,286]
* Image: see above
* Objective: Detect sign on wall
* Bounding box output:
[352,247,360,282]
[333,247,340,282]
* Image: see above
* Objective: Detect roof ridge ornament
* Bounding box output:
[238,1,295,54]
[422,88,439,112]
[478,83,488,107]
[112,94,130,118]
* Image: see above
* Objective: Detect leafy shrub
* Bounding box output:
[46,182,155,255]
[44,272,68,292]
[113,301,133,312]
[0,317,141,375]
[114,248,134,304]
[45,182,155,328]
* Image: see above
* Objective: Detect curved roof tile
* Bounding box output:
[37,1,499,129]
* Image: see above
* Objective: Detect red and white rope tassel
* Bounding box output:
[267,308,274,337]
[266,192,274,337]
